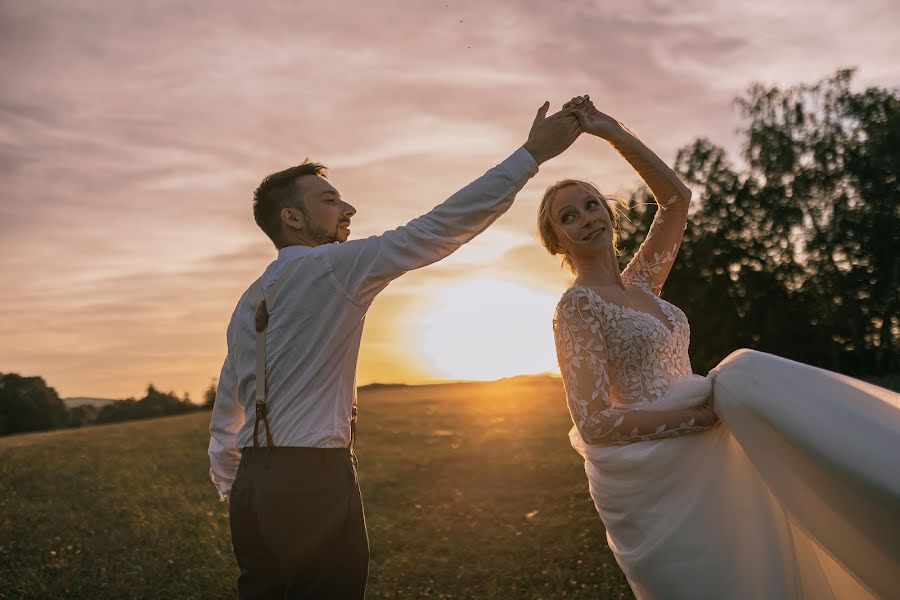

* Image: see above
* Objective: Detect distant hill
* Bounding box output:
[493,373,560,384]
[358,373,559,392]
[357,383,410,392]
[59,376,560,407]
[63,397,118,408]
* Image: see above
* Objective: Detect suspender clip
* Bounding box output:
[253,400,274,449]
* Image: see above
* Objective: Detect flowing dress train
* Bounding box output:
[567,351,900,599]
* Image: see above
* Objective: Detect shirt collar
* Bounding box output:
[277,244,316,262]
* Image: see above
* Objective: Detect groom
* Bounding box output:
[208,100,584,599]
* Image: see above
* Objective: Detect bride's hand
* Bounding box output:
[692,404,720,428]
[562,95,625,141]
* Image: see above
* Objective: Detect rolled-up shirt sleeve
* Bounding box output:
[208,318,244,501]
[324,147,538,304]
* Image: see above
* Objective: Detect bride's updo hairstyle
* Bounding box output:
[538,179,625,273]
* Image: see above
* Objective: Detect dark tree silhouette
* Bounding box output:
[96,384,196,424]
[204,379,217,408]
[0,374,69,435]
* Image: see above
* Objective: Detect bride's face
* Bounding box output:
[549,184,614,260]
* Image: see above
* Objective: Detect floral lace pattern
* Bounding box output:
[621,194,686,296]
[553,192,716,445]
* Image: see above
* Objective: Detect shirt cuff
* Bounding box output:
[502,146,540,181]
[210,467,232,502]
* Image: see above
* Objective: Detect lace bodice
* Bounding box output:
[552,102,732,447]
[560,277,692,405]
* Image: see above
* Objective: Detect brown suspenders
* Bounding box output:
[251,259,303,449]
[252,292,273,449]
[250,258,359,462]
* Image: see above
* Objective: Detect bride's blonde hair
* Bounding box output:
[537,180,627,274]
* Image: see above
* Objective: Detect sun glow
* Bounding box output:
[417,278,561,381]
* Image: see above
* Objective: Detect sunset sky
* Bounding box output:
[2,0,898,400]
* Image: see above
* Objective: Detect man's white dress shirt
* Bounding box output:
[208,148,538,499]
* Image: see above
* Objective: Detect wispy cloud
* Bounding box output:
[1,0,897,397]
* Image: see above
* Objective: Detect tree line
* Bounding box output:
[0,373,216,437]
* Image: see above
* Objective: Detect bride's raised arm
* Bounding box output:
[569,97,691,296]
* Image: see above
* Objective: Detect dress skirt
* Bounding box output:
[570,349,900,600]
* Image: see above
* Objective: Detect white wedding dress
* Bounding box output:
[553,194,900,599]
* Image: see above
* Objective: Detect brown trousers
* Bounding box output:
[229,447,369,599]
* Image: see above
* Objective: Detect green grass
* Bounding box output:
[0,377,632,599]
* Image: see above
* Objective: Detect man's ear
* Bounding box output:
[281,207,304,232]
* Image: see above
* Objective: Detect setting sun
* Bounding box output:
[416,278,561,381]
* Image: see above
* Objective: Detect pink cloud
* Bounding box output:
[1,0,897,398]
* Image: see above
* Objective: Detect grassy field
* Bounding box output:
[0,377,632,599]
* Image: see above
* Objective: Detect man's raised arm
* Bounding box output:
[325,102,584,304]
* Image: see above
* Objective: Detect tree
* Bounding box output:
[68,404,99,428]
[204,379,217,408]
[96,384,196,424]
[736,69,899,374]
[0,374,69,435]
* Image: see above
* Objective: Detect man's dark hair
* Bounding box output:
[253,160,328,248]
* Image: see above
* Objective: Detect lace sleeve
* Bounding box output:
[608,127,691,296]
[621,193,689,296]
[554,291,715,445]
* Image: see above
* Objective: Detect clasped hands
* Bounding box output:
[523,94,627,165]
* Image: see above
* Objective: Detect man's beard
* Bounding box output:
[297,204,340,245]
[307,222,339,245]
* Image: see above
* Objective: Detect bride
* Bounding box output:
[542,96,900,599]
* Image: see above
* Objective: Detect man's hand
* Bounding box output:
[522,101,584,165]
[562,95,625,141]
